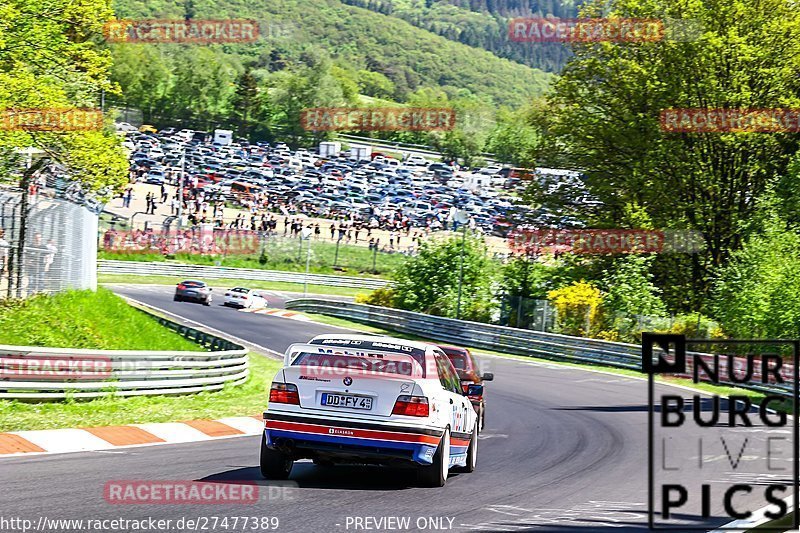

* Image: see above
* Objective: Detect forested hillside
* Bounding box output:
[339,0,580,72]
[111,0,552,107]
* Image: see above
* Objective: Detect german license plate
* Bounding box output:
[321,393,373,410]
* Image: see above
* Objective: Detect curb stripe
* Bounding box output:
[265,420,441,445]
[84,426,165,446]
[183,419,243,437]
[0,433,45,454]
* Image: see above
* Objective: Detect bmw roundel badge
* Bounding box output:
[343,377,353,386]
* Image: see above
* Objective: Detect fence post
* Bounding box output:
[585,305,592,337]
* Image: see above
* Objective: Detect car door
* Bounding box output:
[434,353,472,435]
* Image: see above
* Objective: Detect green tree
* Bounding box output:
[392,233,496,321]
[712,217,800,338]
[0,0,127,192]
[231,69,260,138]
[599,255,667,341]
[109,45,171,123]
[548,0,800,309]
[268,58,351,147]
[485,101,546,167]
[356,70,395,99]
[169,49,240,128]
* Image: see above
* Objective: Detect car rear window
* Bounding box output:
[445,354,468,370]
[231,287,248,293]
[292,352,421,377]
[182,281,205,287]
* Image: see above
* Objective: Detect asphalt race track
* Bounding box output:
[0,284,789,532]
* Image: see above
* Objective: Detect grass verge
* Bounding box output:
[0,288,282,431]
[98,274,365,297]
[0,355,282,431]
[301,312,790,413]
[99,242,405,278]
[0,288,199,350]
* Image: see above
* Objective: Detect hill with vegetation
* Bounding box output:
[110,0,553,109]
[340,0,580,72]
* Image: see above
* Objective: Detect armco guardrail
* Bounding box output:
[98,260,390,290]
[284,299,795,398]
[0,302,248,400]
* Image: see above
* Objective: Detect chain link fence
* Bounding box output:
[0,184,98,299]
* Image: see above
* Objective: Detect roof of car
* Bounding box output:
[309,334,440,356]
[438,345,470,354]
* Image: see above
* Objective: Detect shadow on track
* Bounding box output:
[198,462,430,490]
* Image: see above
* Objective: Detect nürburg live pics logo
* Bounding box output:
[643,333,799,530]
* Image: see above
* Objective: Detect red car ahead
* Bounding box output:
[438,345,493,432]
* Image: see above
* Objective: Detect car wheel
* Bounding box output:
[260,434,292,480]
[173,295,181,302]
[455,423,478,473]
[203,297,211,306]
[418,428,449,487]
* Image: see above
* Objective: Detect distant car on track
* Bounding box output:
[261,334,481,486]
[223,287,267,309]
[438,345,493,432]
[173,280,212,306]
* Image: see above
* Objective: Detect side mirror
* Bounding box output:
[466,384,484,397]
[482,372,494,382]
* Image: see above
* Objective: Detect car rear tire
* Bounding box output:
[260,434,292,480]
[418,428,449,487]
[455,424,478,473]
[173,295,181,302]
[203,298,211,306]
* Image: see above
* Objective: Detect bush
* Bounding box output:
[355,287,397,307]
[548,281,603,337]
[663,313,724,339]
[391,233,496,319]
[712,221,800,338]
[598,256,667,342]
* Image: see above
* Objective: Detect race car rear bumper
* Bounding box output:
[263,413,443,465]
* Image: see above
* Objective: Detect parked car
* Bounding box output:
[174,280,213,306]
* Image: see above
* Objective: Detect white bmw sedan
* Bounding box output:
[260,334,481,487]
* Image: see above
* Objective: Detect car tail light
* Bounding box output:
[177,284,186,290]
[269,383,299,405]
[392,395,429,417]
[225,292,231,297]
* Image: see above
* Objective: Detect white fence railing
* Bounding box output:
[98,260,391,290]
[0,303,248,400]
[284,298,795,398]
